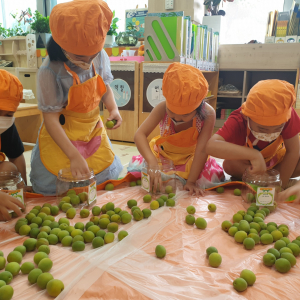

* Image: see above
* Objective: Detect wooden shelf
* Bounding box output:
[0,37,26,41]
[217,95,242,98]
[217,69,300,118]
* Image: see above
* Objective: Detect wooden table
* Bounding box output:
[15,103,42,148]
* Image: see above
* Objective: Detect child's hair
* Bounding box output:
[47,36,68,62]
[196,101,206,121]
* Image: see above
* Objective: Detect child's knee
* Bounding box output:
[0,161,18,173]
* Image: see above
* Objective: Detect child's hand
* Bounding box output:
[70,152,90,178]
[107,109,122,130]
[277,183,300,203]
[249,152,266,175]
[0,192,25,221]
[184,181,205,196]
[148,165,162,194]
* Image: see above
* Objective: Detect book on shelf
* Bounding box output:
[144,10,219,64]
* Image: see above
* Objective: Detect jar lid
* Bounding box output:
[57,168,94,182]
[0,171,23,188]
[242,168,280,183]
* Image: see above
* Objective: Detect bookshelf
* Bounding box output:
[0,35,37,68]
[215,69,299,131]
[215,43,300,131]
[0,35,38,101]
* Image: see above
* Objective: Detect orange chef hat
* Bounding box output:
[0,70,23,112]
[163,63,208,115]
[50,0,113,56]
[241,80,296,126]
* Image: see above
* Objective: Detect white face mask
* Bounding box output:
[0,116,15,134]
[63,50,92,70]
[248,118,283,142]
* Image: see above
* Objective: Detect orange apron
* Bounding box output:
[246,126,286,170]
[149,117,199,179]
[39,63,115,175]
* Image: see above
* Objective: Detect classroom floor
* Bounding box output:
[23,141,141,186]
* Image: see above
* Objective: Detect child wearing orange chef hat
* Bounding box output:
[30,0,123,195]
[206,80,300,188]
[0,70,26,220]
[134,63,225,195]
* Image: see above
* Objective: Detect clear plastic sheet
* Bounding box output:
[1,188,300,299]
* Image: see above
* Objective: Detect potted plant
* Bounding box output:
[204,0,234,16]
[30,10,51,48]
[115,22,138,47]
[105,11,119,47]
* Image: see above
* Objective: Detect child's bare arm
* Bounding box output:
[206,134,266,175]
[134,102,166,192]
[43,112,89,177]
[184,104,215,196]
[275,135,299,188]
[278,181,300,203]
[102,85,122,129]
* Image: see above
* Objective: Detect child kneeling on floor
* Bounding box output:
[206,80,300,189]
[0,70,26,220]
[132,63,224,196]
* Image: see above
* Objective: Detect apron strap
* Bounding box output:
[92,62,97,76]
[246,126,253,148]
[64,63,81,85]
[162,117,172,137]
[163,115,198,137]
[64,62,97,85]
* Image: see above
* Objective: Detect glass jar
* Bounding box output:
[141,157,177,195]
[0,171,26,216]
[56,168,96,208]
[242,169,281,210]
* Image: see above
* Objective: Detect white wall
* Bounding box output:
[220,0,284,44]
[55,0,148,32]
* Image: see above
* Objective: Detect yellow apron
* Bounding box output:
[39,63,115,175]
[246,126,286,170]
[149,117,199,179]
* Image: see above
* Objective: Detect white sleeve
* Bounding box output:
[100,50,114,85]
[37,66,65,113]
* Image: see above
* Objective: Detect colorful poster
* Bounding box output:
[125,9,148,39]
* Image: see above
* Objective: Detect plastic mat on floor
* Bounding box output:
[1,187,300,299]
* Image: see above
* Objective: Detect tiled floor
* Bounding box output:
[24,142,140,185]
